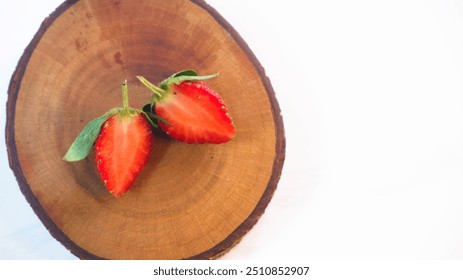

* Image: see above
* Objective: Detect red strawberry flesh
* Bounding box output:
[155,81,235,144]
[94,113,154,198]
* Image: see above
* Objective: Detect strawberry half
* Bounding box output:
[64,80,155,198]
[94,111,153,197]
[137,70,235,144]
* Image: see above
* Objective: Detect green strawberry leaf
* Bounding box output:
[159,70,218,90]
[142,103,153,114]
[172,69,198,78]
[141,103,159,127]
[63,110,115,162]
[142,103,170,126]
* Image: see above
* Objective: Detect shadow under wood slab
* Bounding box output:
[6,0,285,259]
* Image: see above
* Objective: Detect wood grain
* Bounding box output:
[6,0,285,259]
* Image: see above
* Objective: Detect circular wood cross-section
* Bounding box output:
[6,0,285,259]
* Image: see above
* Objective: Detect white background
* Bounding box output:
[2,0,463,260]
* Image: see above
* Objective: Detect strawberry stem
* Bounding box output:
[137,76,164,102]
[122,79,130,115]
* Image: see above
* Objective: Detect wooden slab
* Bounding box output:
[6,0,285,259]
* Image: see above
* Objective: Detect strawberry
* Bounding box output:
[94,111,153,197]
[137,70,235,144]
[64,80,155,197]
